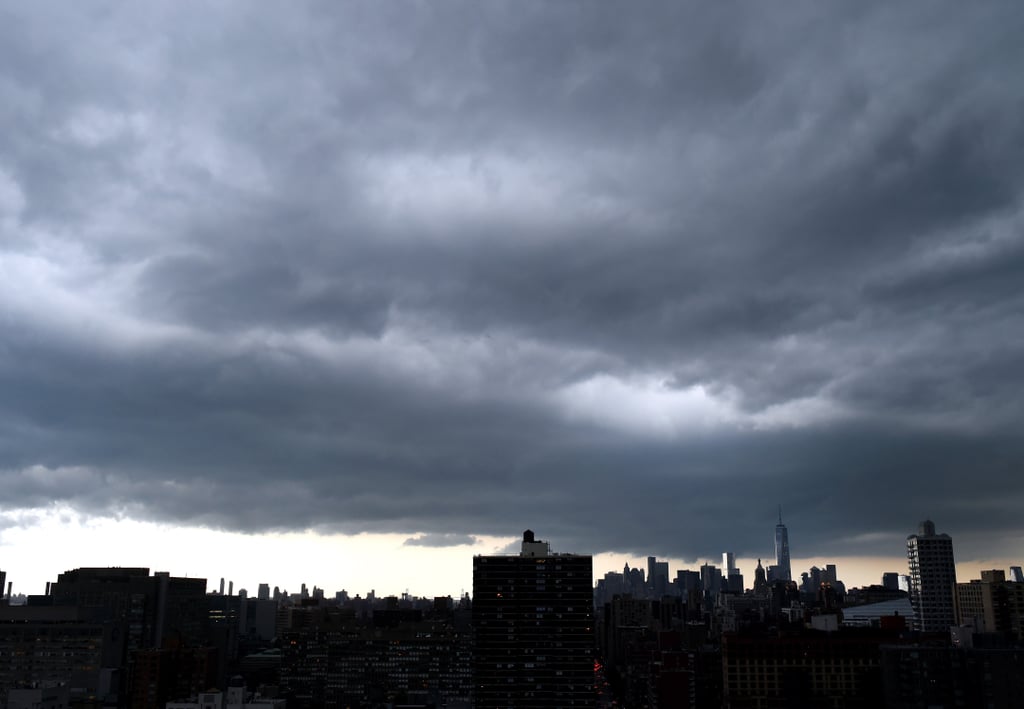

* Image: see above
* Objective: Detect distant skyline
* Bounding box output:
[1,509,1018,601]
[2,3,1023,593]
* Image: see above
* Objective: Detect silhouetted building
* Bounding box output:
[45,567,211,704]
[622,563,646,598]
[721,551,743,594]
[648,556,670,597]
[473,530,593,708]
[48,567,209,651]
[700,564,722,598]
[775,508,792,583]
[753,559,768,596]
[906,520,957,632]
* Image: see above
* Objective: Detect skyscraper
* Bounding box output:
[722,552,738,577]
[472,530,594,708]
[647,556,669,597]
[906,520,957,632]
[722,552,742,592]
[774,507,792,582]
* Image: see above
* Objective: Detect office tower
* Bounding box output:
[722,552,738,577]
[675,569,702,608]
[0,571,5,602]
[622,563,645,596]
[49,568,208,650]
[882,572,900,590]
[906,520,957,632]
[1011,567,1024,583]
[473,530,593,708]
[775,508,792,582]
[257,583,270,601]
[647,556,669,597]
[722,552,742,592]
[700,563,722,596]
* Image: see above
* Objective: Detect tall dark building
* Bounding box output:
[774,507,792,583]
[48,567,208,651]
[473,530,594,708]
[907,519,957,632]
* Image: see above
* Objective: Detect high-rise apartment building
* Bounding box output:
[906,520,957,632]
[472,530,593,708]
[775,509,792,582]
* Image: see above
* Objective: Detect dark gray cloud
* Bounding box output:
[2,1,1023,567]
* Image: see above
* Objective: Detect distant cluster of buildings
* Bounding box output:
[1,518,1023,708]
[592,518,1024,707]
[594,510,849,611]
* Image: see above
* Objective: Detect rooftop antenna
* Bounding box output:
[778,505,783,525]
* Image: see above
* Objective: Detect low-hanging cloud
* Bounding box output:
[404,534,480,548]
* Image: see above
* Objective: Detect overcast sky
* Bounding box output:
[2,1,1023,593]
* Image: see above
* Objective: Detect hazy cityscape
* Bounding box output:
[2,520,1024,707]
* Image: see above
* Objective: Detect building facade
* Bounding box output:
[906,520,957,633]
[472,530,594,708]
[774,510,792,583]
[956,569,1024,641]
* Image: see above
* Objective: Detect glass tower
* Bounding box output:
[774,507,792,582]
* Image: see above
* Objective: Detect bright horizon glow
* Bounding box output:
[2,509,1020,599]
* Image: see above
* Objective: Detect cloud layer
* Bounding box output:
[2,1,1023,563]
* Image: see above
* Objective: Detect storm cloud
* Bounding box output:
[2,1,1023,565]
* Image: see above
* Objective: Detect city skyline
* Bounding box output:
[5,532,1022,706]
[2,513,1018,602]
[2,2,1023,596]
